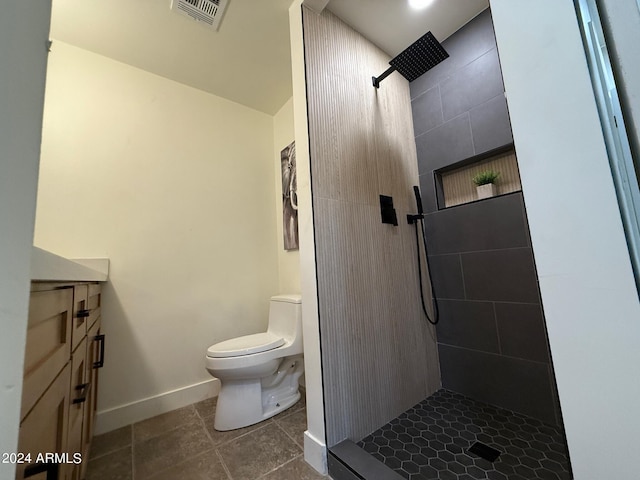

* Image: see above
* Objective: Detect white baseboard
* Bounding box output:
[304,430,328,475]
[94,378,220,435]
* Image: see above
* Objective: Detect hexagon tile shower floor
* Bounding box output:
[358,390,572,480]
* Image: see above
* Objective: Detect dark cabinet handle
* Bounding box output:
[93,334,105,369]
[24,462,58,479]
[72,382,90,404]
[76,309,91,318]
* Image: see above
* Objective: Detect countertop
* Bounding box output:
[31,246,109,282]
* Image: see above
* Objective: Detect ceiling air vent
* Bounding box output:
[170,0,229,31]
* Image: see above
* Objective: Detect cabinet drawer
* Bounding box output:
[71,285,89,352]
[87,283,101,329]
[22,287,73,420]
[16,363,71,480]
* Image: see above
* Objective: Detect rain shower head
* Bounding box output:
[372,31,449,88]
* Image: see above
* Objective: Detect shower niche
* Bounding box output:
[434,145,521,209]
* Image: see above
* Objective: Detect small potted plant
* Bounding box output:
[472,170,500,199]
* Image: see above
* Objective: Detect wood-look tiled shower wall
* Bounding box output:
[303,7,441,446]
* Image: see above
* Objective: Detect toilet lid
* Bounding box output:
[207,332,285,358]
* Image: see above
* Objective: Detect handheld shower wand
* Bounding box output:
[414,186,424,215]
[408,186,439,325]
[406,187,424,223]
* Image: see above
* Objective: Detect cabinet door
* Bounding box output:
[67,337,88,480]
[87,284,101,330]
[71,285,89,353]
[22,287,73,420]
[17,364,71,480]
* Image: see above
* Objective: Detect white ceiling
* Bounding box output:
[50,0,294,115]
[326,0,489,57]
[49,0,489,116]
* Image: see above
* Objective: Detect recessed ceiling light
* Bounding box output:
[409,0,434,10]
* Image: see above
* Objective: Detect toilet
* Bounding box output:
[205,294,304,431]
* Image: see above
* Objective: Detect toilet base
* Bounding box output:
[213,355,304,431]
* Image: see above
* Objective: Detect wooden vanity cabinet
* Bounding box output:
[18,282,104,480]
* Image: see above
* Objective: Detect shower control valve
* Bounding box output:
[407,214,423,224]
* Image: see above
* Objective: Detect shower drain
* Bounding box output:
[467,441,502,462]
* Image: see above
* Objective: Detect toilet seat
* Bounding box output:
[207,332,285,358]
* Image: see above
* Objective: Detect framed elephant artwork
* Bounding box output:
[281,141,298,250]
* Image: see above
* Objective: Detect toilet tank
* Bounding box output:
[268,294,302,346]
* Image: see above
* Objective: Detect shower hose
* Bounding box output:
[413,214,439,325]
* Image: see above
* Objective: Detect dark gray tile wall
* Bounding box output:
[435,300,499,352]
[439,346,558,425]
[412,10,512,179]
[415,114,475,172]
[424,195,559,425]
[410,10,498,99]
[427,254,465,300]
[495,303,551,363]
[439,48,504,122]
[411,9,562,426]
[469,94,513,154]
[461,248,540,303]
[423,193,530,254]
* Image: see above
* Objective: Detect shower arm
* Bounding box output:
[372,66,396,88]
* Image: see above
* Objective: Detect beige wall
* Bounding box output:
[303,8,440,446]
[34,41,283,430]
[273,98,301,294]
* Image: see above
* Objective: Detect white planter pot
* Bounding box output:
[476,183,497,200]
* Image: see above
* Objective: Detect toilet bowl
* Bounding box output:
[205,294,304,431]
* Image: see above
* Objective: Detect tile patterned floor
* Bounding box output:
[359,389,572,480]
[86,394,328,480]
